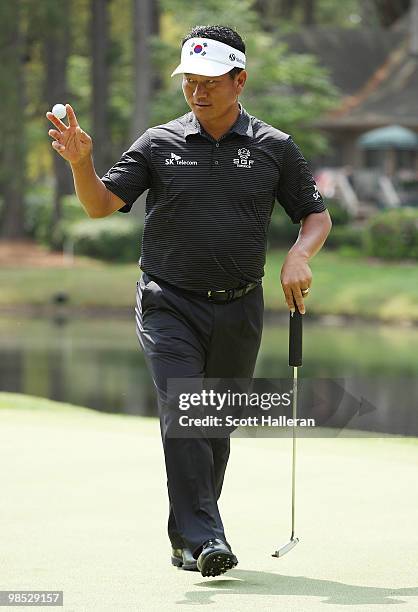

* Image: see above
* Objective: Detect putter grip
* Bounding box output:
[289,307,303,367]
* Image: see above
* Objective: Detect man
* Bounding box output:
[46,24,332,578]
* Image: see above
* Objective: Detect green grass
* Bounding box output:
[1,248,418,321]
[0,261,140,308]
[1,392,417,610]
[263,249,418,321]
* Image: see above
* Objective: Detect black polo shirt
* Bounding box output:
[101,105,326,291]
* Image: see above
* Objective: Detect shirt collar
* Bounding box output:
[184,104,253,139]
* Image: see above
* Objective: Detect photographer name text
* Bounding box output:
[178,415,315,427]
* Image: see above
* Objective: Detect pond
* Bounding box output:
[1,315,417,436]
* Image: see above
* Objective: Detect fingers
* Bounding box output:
[75,125,85,141]
[281,256,312,315]
[48,125,85,144]
[46,111,68,132]
[51,140,65,153]
[48,129,61,140]
[66,104,79,128]
[283,287,297,313]
[292,289,306,315]
[283,286,308,314]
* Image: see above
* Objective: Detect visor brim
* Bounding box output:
[171,60,233,78]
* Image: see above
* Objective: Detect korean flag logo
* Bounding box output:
[190,41,208,56]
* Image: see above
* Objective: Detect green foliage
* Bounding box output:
[160,0,258,31]
[324,225,364,250]
[364,207,418,260]
[67,55,92,133]
[325,200,350,226]
[67,217,143,262]
[242,41,339,157]
[315,0,366,27]
[25,188,87,246]
[267,208,300,248]
[26,201,142,261]
[108,0,134,154]
[267,199,355,250]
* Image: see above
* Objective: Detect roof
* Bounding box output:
[284,23,418,131]
[316,38,418,129]
[284,26,403,95]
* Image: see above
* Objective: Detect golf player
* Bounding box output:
[46,25,332,577]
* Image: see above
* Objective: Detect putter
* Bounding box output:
[272,304,303,558]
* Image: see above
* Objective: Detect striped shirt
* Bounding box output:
[101,105,326,291]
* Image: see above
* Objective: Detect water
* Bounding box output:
[1,316,417,435]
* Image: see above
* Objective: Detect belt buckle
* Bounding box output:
[207,289,227,301]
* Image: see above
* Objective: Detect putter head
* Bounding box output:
[272,537,299,558]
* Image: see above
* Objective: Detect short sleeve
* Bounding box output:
[101,130,152,213]
[276,137,326,224]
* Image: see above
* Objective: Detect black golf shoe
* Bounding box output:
[197,538,238,577]
[171,547,198,571]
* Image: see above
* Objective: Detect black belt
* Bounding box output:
[144,273,260,304]
[201,282,260,303]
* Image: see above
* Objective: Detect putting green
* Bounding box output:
[0,393,417,611]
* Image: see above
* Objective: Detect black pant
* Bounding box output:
[135,272,264,558]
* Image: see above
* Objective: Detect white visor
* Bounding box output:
[171,37,246,77]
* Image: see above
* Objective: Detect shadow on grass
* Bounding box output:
[177,570,418,606]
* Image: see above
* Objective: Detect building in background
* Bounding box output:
[285,1,418,215]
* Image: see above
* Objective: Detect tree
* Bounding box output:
[254,0,317,28]
[0,0,26,239]
[131,0,153,139]
[91,0,112,176]
[151,0,162,94]
[42,0,73,248]
[254,0,295,30]
[302,0,316,25]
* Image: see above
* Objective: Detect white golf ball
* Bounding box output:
[51,104,66,119]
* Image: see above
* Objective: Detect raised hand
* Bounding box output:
[46,104,92,166]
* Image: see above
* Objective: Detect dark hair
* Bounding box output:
[181,25,245,79]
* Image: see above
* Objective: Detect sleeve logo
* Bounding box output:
[313,186,321,201]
